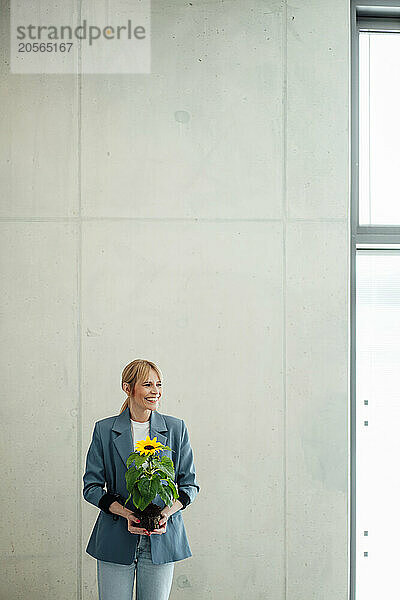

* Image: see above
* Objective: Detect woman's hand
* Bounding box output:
[149,512,168,535]
[108,501,149,535]
[149,499,184,535]
[126,513,151,535]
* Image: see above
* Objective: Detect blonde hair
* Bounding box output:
[120,359,163,414]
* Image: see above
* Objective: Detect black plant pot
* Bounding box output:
[132,503,163,532]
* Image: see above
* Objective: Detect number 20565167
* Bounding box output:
[18,42,73,52]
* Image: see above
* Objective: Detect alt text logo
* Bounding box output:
[10,0,151,74]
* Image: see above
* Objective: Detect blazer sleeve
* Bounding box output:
[83,421,108,508]
[176,420,200,509]
[82,421,129,516]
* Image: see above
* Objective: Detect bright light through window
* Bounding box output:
[356,251,400,597]
[359,32,400,225]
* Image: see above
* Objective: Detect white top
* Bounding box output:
[130,418,150,450]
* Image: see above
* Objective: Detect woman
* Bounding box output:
[83,359,199,600]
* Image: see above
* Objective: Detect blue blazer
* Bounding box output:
[83,406,199,565]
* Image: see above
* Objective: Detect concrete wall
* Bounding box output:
[0,1,349,599]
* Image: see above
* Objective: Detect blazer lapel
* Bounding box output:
[150,410,167,447]
[112,407,133,467]
[112,407,169,466]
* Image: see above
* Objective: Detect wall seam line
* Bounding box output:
[283,1,288,599]
[0,216,349,223]
[77,0,83,596]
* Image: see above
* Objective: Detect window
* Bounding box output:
[351,2,400,599]
[355,252,400,597]
[359,31,400,225]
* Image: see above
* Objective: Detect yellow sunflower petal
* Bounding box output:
[134,435,163,456]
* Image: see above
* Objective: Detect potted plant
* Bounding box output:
[124,435,178,532]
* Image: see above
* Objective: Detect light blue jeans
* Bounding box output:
[97,535,174,600]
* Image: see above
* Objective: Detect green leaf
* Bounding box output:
[124,492,132,507]
[154,465,174,481]
[158,456,175,478]
[158,482,173,507]
[152,476,173,507]
[125,467,142,493]
[161,444,173,452]
[127,453,147,468]
[137,478,152,499]
[152,473,162,491]
[137,476,160,507]
[160,455,174,469]
[131,484,142,510]
[137,493,149,511]
[167,479,178,500]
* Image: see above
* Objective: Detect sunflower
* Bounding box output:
[135,436,164,456]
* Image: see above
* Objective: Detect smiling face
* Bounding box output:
[128,367,162,419]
